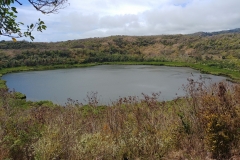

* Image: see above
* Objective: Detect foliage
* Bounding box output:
[176,80,240,159]
[13,91,26,99]
[0,0,68,41]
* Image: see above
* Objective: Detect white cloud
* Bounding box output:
[3,0,240,42]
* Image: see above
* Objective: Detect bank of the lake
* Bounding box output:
[2,64,229,105]
[0,63,99,88]
[0,61,240,89]
[102,62,240,82]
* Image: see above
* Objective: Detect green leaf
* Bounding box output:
[30,36,34,41]
[11,7,17,13]
[30,24,34,29]
[39,21,44,25]
[42,25,47,30]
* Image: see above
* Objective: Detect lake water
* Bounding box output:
[2,65,227,105]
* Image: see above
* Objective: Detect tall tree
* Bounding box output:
[0,0,68,41]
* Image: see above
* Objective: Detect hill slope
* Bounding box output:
[0,28,240,81]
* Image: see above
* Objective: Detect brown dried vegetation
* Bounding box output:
[0,80,239,160]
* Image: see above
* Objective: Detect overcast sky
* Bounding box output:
[4,0,240,42]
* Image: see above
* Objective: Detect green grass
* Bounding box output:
[103,61,240,82]
[189,63,240,82]
[0,63,98,75]
[0,79,6,89]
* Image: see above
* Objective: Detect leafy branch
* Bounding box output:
[0,0,68,41]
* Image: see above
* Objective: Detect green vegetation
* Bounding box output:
[0,31,240,159]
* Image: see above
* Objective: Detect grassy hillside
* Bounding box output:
[1,30,240,82]
[1,31,240,61]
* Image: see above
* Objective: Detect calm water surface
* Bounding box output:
[2,65,227,105]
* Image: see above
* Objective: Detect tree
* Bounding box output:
[0,0,68,41]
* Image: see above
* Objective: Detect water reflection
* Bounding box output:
[2,65,227,105]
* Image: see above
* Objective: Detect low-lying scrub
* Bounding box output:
[0,80,239,159]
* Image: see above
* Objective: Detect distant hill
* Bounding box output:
[1,28,240,69]
[192,28,240,36]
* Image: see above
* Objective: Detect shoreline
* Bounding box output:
[1,61,239,89]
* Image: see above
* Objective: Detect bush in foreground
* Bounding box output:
[0,80,239,160]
